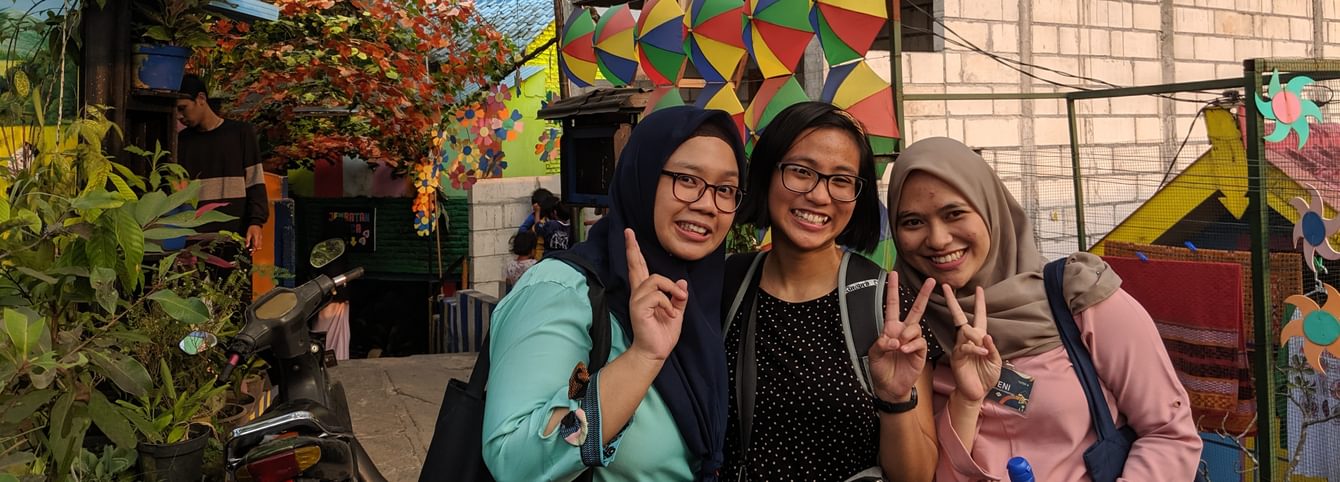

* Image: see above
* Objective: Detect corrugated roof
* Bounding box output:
[474,0,554,48]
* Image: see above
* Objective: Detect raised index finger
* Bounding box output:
[624,228,650,286]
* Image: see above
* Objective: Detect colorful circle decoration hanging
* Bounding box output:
[821,59,899,153]
[636,0,687,86]
[1283,283,1340,374]
[594,4,638,86]
[685,0,747,84]
[695,82,746,138]
[810,0,886,66]
[560,8,599,88]
[179,330,219,356]
[1256,69,1324,149]
[744,0,815,78]
[745,75,808,139]
[644,85,687,117]
[1290,182,1340,269]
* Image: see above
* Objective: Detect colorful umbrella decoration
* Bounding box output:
[810,0,886,66]
[695,82,746,138]
[560,8,599,88]
[637,0,687,86]
[821,60,899,153]
[1283,283,1340,374]
[644,85,687,116]
[594,4,638,86]
[685,0,747,83]
[745,75,808,139]
[1256,69,1324,149]
[744,0,814,78]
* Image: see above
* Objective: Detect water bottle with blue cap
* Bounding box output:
[1007,456,1035,482]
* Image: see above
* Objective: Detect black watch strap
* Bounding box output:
[872,387,918,414]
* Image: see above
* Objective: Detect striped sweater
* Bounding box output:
[175,119,269,235]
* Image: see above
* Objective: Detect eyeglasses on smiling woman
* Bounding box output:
[776,163,864,202]
[660,170,746,213]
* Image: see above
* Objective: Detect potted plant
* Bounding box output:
[117,359,226,482]
[133,0,214,91]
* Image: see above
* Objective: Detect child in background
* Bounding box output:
[505,231,539,289]
[536,196,573,257]
[517,188,553,234]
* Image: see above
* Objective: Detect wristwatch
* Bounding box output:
[872,388,918,414]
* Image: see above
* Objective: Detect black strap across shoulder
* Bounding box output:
[1042,259,1124,443]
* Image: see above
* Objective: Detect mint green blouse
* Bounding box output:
[481,259,695,482]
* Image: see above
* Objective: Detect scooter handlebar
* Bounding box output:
[331,267,364,287]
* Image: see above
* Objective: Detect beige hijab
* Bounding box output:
[887,137,1122,360]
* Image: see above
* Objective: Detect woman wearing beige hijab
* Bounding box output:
[886,137,1202,481]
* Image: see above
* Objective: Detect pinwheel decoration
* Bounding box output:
[644,86,687,116]
[810,0,886,66]
[560,8,599,88]
[1283,283,1340,374]
[821,60,899,153]
[1290,182,1340,271]
[744,0,814,78]
[1256,69,1324,149]
[594,4,638,86]
[695,82,746,138]
[637,0,687,86]
[745,75,808,139]
[685,0,747,83]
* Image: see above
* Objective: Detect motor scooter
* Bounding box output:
[217,238,387,482]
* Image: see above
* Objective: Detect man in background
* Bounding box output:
[175,73,269,263]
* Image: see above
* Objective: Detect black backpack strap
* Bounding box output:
[548,252,613,373]
[1043,259,1125,443]
[722,252,764,335]
[838,251,886,394]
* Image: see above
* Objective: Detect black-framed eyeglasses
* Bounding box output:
[660,170,745,213]
[776,163,864,202]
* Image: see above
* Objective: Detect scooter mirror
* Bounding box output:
[310,238,346,269]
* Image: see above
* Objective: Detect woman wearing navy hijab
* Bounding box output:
[484,106,746,481]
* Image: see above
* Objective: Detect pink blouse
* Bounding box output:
[932,289,1203,482]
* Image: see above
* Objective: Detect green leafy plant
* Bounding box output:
[115,359,226,445]
[137,0,213,48]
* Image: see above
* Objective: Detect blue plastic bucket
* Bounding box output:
[132,44,192,91]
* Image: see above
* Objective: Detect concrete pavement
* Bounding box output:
[329,353,478,482]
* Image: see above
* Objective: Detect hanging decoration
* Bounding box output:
[560,8,599,88]
[416,85,524,234]
[821,59,899,153]
[745,75,808,139]
[1290,182,1340,269]
[594,4,639,86]
[644,86,687,116]
[636,0,687,86]
[744,0,814,78]
[1256,69,1324,149]
[810,0,886,66]
[685,0,747,83]
[1283,283,1340,374]
[694,82,746,138]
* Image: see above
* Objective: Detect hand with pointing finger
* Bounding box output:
[945,285,1001,403]
[868,273,937,402]
[623,228,688,362]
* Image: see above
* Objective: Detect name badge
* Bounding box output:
[986,362,1035,414]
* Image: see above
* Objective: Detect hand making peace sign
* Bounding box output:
[945,285,1002,403]
[623,228,689,362]
[867,272,937,402]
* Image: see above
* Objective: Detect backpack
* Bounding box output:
[419,251,609,482]
[721,250,887,481]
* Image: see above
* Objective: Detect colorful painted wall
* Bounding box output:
[498,22,560,178]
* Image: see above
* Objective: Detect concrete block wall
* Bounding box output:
[467,175,561,298]
[882,0,1337,259]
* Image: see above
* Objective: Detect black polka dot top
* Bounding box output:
[723,282,942,481]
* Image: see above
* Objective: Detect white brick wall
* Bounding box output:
[467,175,561,298]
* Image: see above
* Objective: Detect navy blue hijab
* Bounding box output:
[569,106,744,479]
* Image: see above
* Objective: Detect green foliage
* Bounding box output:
[726,223,761,254]
[136,0,214,49]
